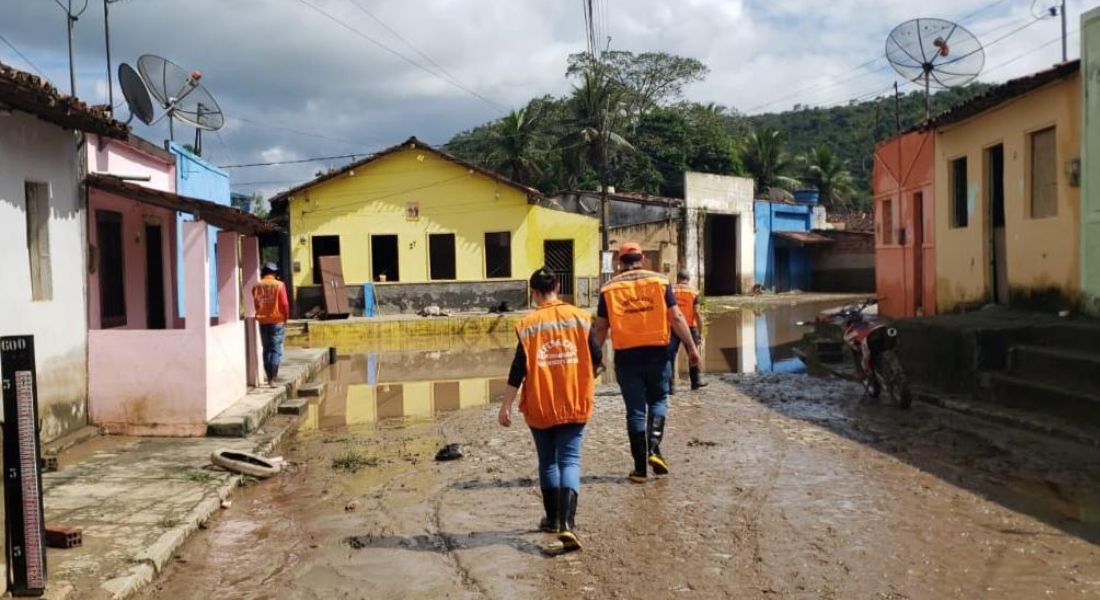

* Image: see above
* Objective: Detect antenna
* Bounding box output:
[103,0,126,114]
[118,63,153,125]
[885,18,984,120]
[54,0,89,96]
[136,54,225,155]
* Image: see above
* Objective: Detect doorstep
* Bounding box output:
[206,348,327,437]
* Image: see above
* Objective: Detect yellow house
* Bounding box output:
[930,61,1082,312]
[269,137,600,314]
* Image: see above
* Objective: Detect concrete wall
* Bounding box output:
[286,146,599,313]
[754,200,814,291]
[683,172,755,294]
[811,231,876,292]
[1084,8,1100,314]
[934,73,1082,312]
[0,111,89,442]
[608,221,679,276]
[873,131,936,318]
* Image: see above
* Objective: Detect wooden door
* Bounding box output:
[318,255,350,316]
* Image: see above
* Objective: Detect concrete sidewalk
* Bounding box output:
[206,347,327,436]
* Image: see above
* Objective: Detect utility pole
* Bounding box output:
[103,0,114,113]
[66,0,78,96]
[1061,0,1068,63]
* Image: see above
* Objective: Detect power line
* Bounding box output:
[294,0,508,113]
[0,33,53,85]
[221,153,367,169]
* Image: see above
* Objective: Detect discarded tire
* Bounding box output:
[211,449,282,478]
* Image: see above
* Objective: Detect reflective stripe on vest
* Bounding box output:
[674,284,699,327]
[515,300,595,429]
[253,278,286,324]
[599,269,670,350]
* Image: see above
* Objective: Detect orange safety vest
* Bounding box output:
[600,269,670,350]
[252,276,287,324]
[673,284,699,328]
[516,299,595,429]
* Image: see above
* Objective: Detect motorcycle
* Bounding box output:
[799,299,912,409]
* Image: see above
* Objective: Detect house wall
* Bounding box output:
[1084,8,1100,315]
[86,135,177,330]
[0,111,89,442]
[753,201,814,291]
[608,220,679,276]
[873,131,936,318]
[683,172,755,294]
[171,142,230,320]
[287,148,599,313]
[934,74,1081,312]
[811,231,876,292]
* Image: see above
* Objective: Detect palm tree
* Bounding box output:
[801,145,855,210]
[560,71,633,188]
[738,128,798,197]
[486,106,544,186]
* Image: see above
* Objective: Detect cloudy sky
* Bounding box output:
[2,0,1095,198]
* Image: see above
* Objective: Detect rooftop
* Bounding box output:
[0,61,128,139]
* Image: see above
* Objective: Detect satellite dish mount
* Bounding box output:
[135,54,225,155]
[885,18,984,120]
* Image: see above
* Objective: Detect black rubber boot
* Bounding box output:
[557,488,581,551]
[646,415,669,476]
[690,367,708,390]
[539,487,559,533]
[628,431,648,483]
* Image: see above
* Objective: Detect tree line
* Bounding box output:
[445,51,989,213]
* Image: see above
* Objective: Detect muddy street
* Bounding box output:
[143,352,1100,599]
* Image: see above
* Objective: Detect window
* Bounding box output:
[484,232,511,279]
[429,233,456,280]
[882,200,894,244]
[96,210,126,327]
[24,182,52,301]
[950,157,968,228]
[311,235,340,284]
[1030,127,1058,218]
[371,235,400,282]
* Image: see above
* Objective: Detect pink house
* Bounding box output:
[84,135,278,436]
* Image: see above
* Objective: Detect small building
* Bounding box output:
[550,189,682,276]
[683,172,756,295]
[0,61,129,443]
[872,131,936,318]
[269,137,600,315]
[1084,7,1100,315]
[810,228,876,293]
[753,190,828,292]
[927,61,1081,312]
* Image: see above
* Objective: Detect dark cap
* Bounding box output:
[262,262,279,274]
[677,269,690,281]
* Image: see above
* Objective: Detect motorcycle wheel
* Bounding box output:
[875,350,912,409]
[856,349,881,399]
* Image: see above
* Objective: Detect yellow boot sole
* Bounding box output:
[559,531,581,551]
[648,454,670,475]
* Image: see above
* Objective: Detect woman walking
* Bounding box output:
[498,268,602,552]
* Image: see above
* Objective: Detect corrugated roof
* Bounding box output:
[268,136,543,209]
[0,61,128,138]
[914,60,1080,132]
[87,174,281,236]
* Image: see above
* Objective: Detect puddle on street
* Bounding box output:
[302,300,850,430]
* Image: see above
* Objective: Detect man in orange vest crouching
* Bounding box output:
[252,262,290,386]
[670,269,708,391]
[498,268,602,552]
[594,243,700,484]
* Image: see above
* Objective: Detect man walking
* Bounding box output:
[253,262,289,386]
[594,243,701,483]
[670,270,708,391]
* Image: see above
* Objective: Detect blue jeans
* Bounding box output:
[529,423,586,492]
[259,323,285,380]
[667,327,701,362]
[615,358,671,433]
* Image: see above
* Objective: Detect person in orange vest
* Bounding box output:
[594,243,700,484]
[498,268,601,552]
[669,269,708,391]
[252,262,290,386]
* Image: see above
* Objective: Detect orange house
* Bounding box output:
[873,131,935,318]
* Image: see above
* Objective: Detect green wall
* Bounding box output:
[1085,8,1100,314]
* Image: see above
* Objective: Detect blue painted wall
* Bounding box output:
[754,197,815,292]
[170,142,230,318]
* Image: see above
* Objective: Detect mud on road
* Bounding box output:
[143,375,1100,599]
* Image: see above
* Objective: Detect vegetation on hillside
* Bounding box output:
[445,51,990,212]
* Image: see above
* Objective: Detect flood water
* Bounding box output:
[305,299,849,427]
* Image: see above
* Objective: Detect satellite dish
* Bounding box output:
[136,53,225,155]
[118,63,154,126]
[886,18,984,118]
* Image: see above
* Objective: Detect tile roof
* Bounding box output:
[0,61,128,138]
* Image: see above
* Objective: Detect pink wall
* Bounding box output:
[87,135,175,192]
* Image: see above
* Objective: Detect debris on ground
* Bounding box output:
[434,443,463,461]
[345,500,361,512]
[211,449,282,479]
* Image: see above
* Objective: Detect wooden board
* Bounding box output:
[318,255,350,316]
